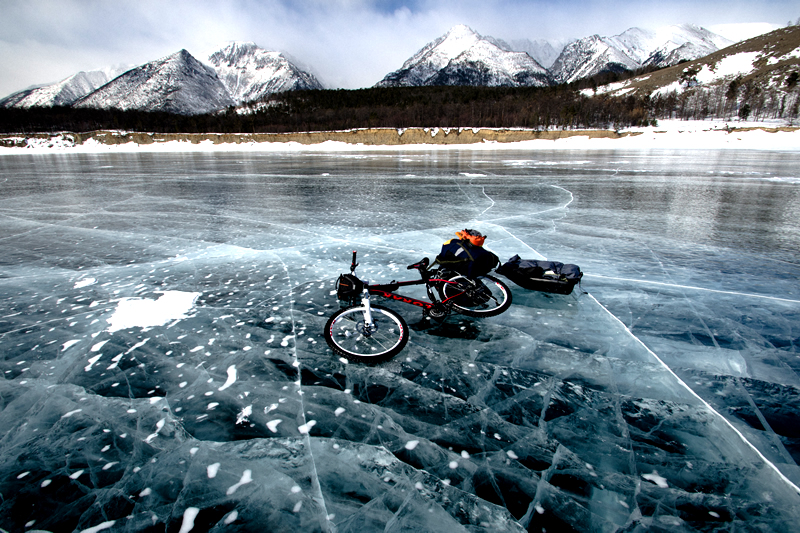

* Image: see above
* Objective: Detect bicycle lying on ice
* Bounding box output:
[323,251,512,362]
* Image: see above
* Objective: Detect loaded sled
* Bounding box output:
[495,255,583,295]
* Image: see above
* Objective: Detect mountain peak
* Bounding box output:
[445,24,479,38]
[375,25,551,88]
[75,49,234,115]
[209,42,262,67]
[207,42,323,104]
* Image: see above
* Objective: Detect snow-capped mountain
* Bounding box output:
[0,67,128,108]
[618,24,732,67]
[551,24,733,83]
[550,34,641,84]
[587,25,800,103]
[75,50,234,115]
[208,42,323,104]
[375,25,552,88]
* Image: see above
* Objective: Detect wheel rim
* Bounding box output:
[328,307,406,358]
[443,276,508,313]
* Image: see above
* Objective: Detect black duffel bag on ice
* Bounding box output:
[496,254,583,295]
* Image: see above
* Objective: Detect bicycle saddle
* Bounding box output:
[407,257,430,271]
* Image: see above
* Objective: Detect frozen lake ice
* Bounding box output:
[1,148,799,531]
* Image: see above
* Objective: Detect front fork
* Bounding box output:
[359,288,375,336]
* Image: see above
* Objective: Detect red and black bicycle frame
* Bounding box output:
[366,278,461,310]
[347,250,465,310]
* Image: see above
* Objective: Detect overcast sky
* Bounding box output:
[1,0,795,97]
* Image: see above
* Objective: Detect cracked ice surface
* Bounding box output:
[0,150,799,532]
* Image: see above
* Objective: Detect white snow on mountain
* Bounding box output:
[582,24,800,117]
[651,50,763,97]
[551,34,641,84]
[552,24,733,83]
[641,24,733,67]
[208,42,323,104]
[0,67,128,108]
[376,25,551,88]
[75,50,234,115]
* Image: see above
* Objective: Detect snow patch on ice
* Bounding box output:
[236,405,252,424]
[218,365,237,391]
[106,291,200,332]
[62,339,80,351]
[643,471,669,488]
[178,508,200,533]
[226,470,252,495]
[81,521,116,533]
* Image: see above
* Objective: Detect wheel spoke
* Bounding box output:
[324,305,409,361]
[438,274,511,317]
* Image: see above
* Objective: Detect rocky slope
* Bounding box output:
[74,50,234,115]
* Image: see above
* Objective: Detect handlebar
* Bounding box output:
[350,250,359,273]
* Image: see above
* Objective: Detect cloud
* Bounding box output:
[708,22,780,42]
[0,0,794,97]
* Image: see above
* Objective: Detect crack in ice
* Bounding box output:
[646,246,798,468]
[584,274,800,303]
[275,253,333,532]
[588,292,800,495]
[474,181,800,497]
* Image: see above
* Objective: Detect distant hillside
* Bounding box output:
[586,25,800,122]
[0,68,127,108]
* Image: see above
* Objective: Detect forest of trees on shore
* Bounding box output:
[0,67,797,135]
[0,84,653,135]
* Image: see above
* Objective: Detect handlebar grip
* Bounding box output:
[350,250,358,272]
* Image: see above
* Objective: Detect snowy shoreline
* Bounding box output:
[1,119,799,154]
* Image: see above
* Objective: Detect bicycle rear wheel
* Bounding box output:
[439,274,512,317]
[324,304,409,362]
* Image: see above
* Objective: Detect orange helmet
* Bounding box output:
[456,228,486,247]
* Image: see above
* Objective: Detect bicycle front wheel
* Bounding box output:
[324,304,409,362]
[439,274,512,317]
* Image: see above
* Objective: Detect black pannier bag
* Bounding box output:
[336,273,364,302]
[496,255,583,295]
[435,240,499,278]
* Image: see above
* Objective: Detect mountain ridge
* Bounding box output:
[74,49,235,115]
[0,68,128,108]
[208,42,323,104]
[551,24,734,83]
[585,25,800,122]
[375,25,552,88]
[0,23,787,117]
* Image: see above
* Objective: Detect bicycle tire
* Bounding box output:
[324,304,409,362]
[438,274,512,317]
